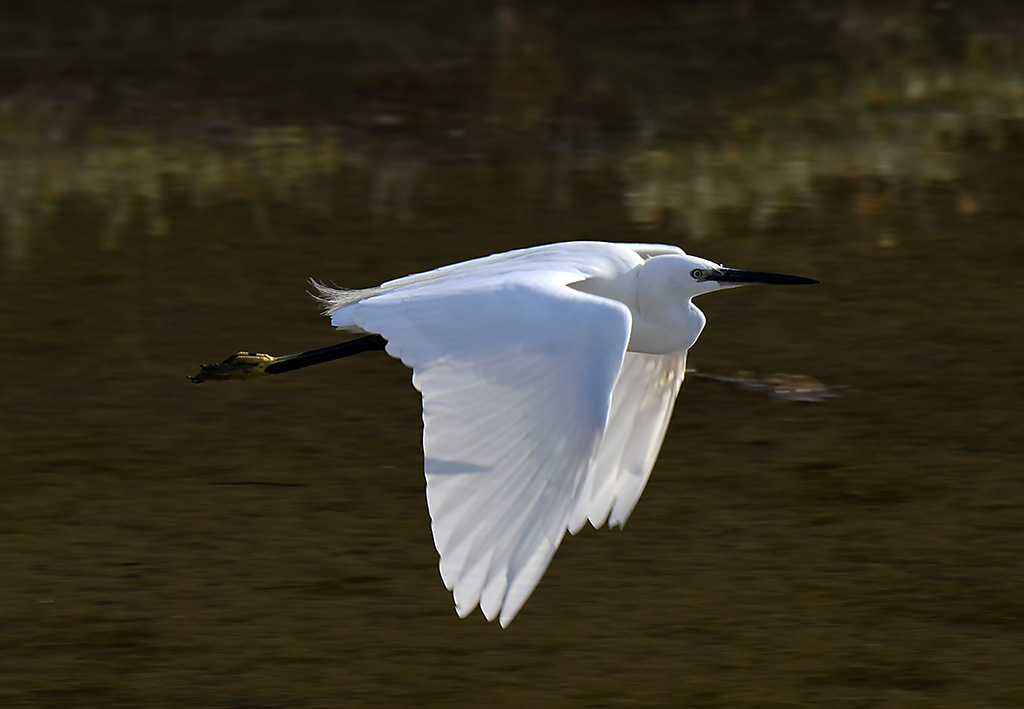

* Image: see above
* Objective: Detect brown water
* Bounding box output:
[3,2,1024,707]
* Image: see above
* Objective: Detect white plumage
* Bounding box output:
[314,241,816,626]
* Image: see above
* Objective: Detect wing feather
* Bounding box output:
[568,352,686,533]
[346,273,632,625]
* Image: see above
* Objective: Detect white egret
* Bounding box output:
[192,241,818,626]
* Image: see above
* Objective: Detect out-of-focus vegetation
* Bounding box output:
[2,1,1023,260]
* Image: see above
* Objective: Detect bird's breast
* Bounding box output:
[627,301,706,355]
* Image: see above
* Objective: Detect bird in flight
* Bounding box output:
[192,241,818,626]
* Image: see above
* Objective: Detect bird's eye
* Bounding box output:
[690,269,704,280]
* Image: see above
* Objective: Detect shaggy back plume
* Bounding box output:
[309,280,381,315]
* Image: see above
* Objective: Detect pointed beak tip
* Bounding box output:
[715,268,820,286]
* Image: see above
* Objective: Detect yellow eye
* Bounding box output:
[690,269,703,280]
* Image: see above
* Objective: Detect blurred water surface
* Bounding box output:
[2,2,1023,707]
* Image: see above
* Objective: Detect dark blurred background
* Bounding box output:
[2,1,1023,706]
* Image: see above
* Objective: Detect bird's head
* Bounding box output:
[644,253,819,302]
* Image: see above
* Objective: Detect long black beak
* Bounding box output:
[714,268,820,286]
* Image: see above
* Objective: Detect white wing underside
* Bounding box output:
[322,243,687,626]
[569,351,686,534]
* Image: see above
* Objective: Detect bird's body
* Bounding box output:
[319,241,703,353]
[310,241,817,626]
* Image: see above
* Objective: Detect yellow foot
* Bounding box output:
[189,352,277,383]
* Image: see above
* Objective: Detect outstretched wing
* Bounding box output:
[345,273,631,626]
[568,352,686,533]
